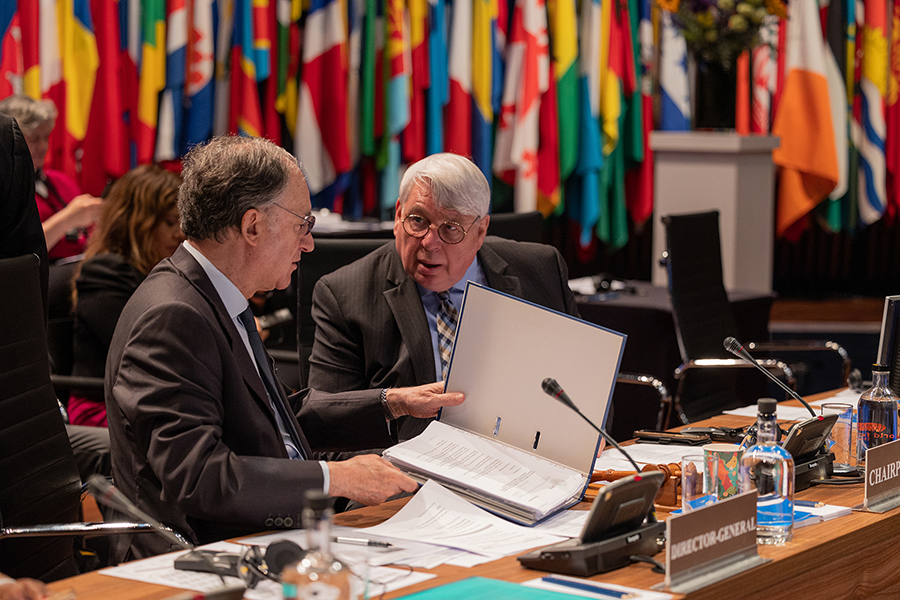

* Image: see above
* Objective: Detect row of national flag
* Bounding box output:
[658,0,900,241]
[767,0,899,241]
[1,0,898,249]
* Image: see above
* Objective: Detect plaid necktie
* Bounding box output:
[238,307,306,459]
[436,292,459,380]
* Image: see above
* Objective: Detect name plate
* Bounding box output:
[863,439,900,513]
[661,491,767,594]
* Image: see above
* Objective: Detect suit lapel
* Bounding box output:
[382,249,436,385]
[169,248,276,423]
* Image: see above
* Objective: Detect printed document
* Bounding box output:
[357,479,567,558]
[383,421,586,523]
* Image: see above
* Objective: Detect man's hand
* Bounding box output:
[0,577,48,600]
[327,455,419,506]
[386,382,464,418]
[596,437,607,458]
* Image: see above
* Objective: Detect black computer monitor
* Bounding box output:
[876,295,900,395]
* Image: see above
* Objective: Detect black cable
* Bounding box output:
[629,554,665,574]
[809,477,864,485]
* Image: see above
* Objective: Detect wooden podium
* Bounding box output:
[650,132,780,294]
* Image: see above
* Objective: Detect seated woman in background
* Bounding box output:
[69,165,183,427]
[0,95,103,261]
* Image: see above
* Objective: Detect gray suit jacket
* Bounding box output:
[106,246,392,559]
[309,237,579,440]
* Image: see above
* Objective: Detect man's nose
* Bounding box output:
[300,233,315,253]
[421,226,443,249]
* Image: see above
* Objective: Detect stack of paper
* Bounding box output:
[793,503,852,529]
[384,421,587,524]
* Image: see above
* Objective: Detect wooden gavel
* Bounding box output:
[590,462,682,483]
[589,463,682,508]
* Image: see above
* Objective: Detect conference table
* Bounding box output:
[47,391,900,600]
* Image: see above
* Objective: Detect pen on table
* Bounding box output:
[794,500,824,508]
[541,576,636,599]
[331,536,392,548]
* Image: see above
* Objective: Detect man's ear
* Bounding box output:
[241,209,263,246]
[392,199,404,237]
[473,213,490,247]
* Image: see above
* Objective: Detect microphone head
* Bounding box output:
[723,336,743,356]
[541,377,561,396]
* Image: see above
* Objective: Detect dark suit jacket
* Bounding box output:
[0,114,48,322]
[106,246,393,559]
[309,237,579,440]
[73,253,146,392]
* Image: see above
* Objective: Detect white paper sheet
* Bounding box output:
[723,404,817,421]
[531,508,591,538]
[594,445,695,472]
[809,388,859,406]
[356,480,567,558]
[242,526,468,569]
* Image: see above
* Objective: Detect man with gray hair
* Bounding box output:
[105,136,464,560]
[309,152,578,441]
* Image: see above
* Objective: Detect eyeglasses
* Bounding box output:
[401,213,479,245]
[272,203,316,236]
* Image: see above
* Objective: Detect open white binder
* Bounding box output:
[383,283,626,524]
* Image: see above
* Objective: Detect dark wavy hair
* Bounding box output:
[178,136,299,242]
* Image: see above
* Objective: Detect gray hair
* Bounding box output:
[0,95,58,135]
[398,153,490,218]
[178,136,301,242]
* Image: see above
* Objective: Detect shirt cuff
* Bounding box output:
[320,460,330,494]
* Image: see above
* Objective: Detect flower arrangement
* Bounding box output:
[657,0,787,69]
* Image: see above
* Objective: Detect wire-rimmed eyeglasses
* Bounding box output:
[272,203,316,236]
[401,213,479,245]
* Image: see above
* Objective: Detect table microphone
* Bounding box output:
[539,377,662,542]
[541,377,643,476]
[722,336,816,418]
[88,475,248,596]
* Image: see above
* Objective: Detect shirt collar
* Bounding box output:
[182,241,249,319]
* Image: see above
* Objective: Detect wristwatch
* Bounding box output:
[381,388,396,420]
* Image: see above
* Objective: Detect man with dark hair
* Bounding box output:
[106,136,463,561]
[309,153,579,441]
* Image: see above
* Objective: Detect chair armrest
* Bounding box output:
[0,522,184,541]
[267,349,298,364]
[674,358,797,391]
[747,339,851,386]
[50,374,105,396]
[616,372,672,430]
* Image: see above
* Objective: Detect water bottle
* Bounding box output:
[281,491,356,600]
[739,398,795,545]
[857,364,900,466]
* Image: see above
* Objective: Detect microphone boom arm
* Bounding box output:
[723,336,816,417]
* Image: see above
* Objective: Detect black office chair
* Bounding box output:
[661,211,850,425]
[485,210,543,243]
[0,254,163,581]
[295,239,391,387]
[46,313,106,400]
